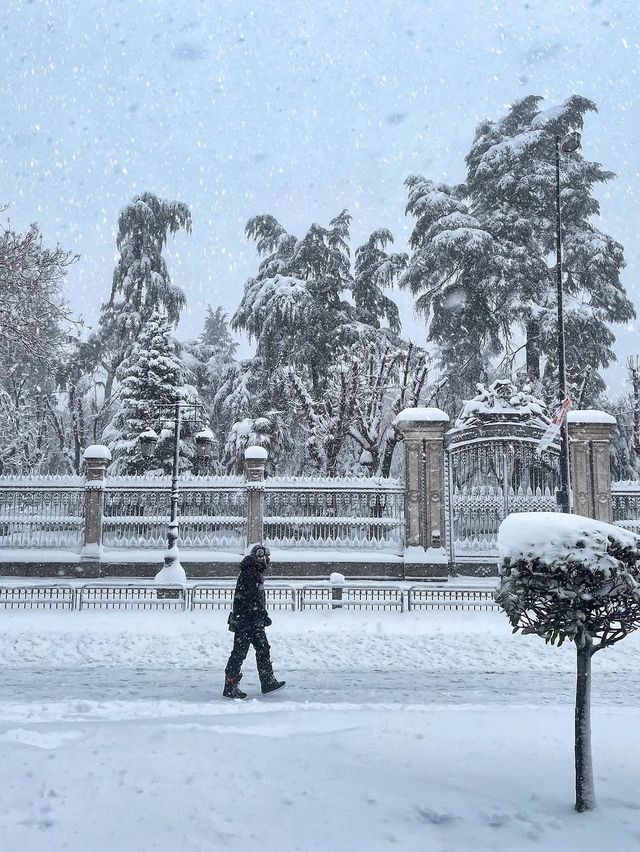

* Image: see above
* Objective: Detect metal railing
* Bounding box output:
[78,584,189,611]
[263,480,404,552]
[0,584,75,609]
[0,583,500,613]
[612,482,640,533]
[191,584,296,611]
[299,584,405,611]
[407,587,497,611]
[0,486,84,549]
[102,483,246,551]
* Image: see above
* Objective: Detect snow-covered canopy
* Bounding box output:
[498,512,638,570]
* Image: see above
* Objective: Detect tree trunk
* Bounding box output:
[574,637,595,812]
[525,319,541,383]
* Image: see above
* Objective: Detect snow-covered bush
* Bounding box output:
[496,512,640,812]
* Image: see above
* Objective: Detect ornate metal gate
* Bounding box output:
[446,381,560,568]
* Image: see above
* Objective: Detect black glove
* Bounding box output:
[264,615,272,627]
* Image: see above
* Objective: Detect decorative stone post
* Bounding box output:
[244,446,268,549]
[393,407,450,579]
[81,444,111,574]
[568,410,616,523]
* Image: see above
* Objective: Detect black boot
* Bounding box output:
[223,674,247,699]
[260,674,286,695]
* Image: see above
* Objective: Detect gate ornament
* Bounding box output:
[446,381,560,573]
[454,380,550,430]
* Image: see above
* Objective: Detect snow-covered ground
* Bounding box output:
[1,610,639,851]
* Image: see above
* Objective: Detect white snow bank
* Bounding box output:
[498,512,638,568]
[1,609,640,673]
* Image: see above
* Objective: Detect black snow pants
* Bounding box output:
[225,628,274,683]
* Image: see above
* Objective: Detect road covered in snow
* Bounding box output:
[1,610,639,851]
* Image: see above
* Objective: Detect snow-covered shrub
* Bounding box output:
[496,512,640,812]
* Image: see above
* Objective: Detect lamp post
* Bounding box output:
[555,130,581,514]
[138,401,207,585]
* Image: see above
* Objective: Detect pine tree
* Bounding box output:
[402,95,635,409]
[353,230,406,332]
[96,192,192,405]
[104,312,197,474]
[401,178,502,404]
[232,211,354,397]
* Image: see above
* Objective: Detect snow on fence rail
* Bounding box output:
[0,583,499,613]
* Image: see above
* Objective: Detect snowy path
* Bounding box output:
[3,666,640,708]
[2,612,640,851]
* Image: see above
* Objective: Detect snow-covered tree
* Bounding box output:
[95,192,192,404]
[402,95,635,409]
[104,312,198,474]
[233,211,353,396]
[353,230,406,332]
[496,513,640,812]
[182,306,237,409]
[0,213,78,360]
[0,211,79,474]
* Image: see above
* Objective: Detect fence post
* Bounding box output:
[80,445,111,575]
[394,408,450,579]
[568,411,616,523]
[244,446,267,549]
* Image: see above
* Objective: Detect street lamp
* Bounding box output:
[555,130,581,514]
[195,427,215,471]
[137,401,208,585]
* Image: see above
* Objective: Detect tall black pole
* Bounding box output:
[556,135,571,514]
[164,401,182,570]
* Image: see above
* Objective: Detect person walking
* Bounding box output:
[223,543,286,699]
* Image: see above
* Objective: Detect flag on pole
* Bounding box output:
[536,396,572,455]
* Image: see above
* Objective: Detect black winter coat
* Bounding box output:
[228,556,270,633]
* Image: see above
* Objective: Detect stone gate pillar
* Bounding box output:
[81,444,112,575]
[568,410,616,523]
[394,407,449,579]
[244,446,267,549]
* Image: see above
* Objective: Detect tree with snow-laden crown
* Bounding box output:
[227,211,424,474]
[401,95,635,413]
[496,512,640,812]
[103,311,198,475]
[93,192,192,408]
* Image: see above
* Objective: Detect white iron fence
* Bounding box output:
[0,473,405,558]
[264,477,404,552]
[612,481,640,533]
[0,481,85,549]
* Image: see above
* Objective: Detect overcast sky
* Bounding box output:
[2,0,639,393]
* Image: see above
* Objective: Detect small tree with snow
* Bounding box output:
[104,311,197,474]
[496,512,640,812]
